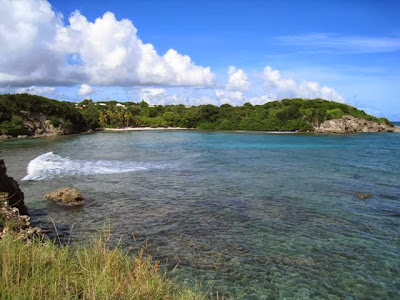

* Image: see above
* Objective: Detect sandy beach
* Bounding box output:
[103,127,192,131]
[103,127,298,133]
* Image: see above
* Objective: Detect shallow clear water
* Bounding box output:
[1,130,399,299]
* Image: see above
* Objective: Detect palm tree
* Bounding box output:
[99,111,108,125]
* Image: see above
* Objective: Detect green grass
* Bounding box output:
[0,230,206,300]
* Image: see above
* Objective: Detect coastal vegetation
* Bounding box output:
[0,230,204,300]
[0,94,86,136]
[0,93,394,137]
[76,97,393,131]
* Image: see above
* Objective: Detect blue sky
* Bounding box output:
[1,0,399,120]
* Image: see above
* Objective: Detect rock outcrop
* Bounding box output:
[0,112,72,140]
[33,119,66,137]
[0,196,40,240]
[0,160,42,240]
[45,187,85,206]
[23,112,68,138]
[0,160,28,215]
[314,115,400,133]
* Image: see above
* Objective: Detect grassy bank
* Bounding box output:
[0,231,205,300]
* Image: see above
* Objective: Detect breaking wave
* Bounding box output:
[22,152,153,181]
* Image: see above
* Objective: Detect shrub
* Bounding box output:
[378,117,394,127]
[0,116,27,136]
[49,116,61,127]
[326,108,344,120]
[61,120,73,130]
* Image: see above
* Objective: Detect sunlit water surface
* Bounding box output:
[1,130,399,299]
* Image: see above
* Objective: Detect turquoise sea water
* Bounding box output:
[1,130,399,299]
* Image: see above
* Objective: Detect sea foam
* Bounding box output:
[22,152,150,181]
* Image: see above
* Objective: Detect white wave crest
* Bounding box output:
[22,152,151,181]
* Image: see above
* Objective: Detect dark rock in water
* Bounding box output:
[0,160,29,215]
[45,187,85,206]
[355,193,371,199]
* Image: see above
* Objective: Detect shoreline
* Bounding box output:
[1,125,399,140]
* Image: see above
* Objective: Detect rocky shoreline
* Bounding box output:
[0,158,87,242]
[0,160,42,240]
[0,197,41,240]
[0,119,70,140]
[314,115,400,133]
[0,109,83,140]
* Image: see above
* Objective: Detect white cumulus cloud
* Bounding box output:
[0,0,215,87]
[140,88,166,101]
[226,66,250,91]
[0,0,80,86]
[210,66,250,106]
[215,89,245,106]
[77,84,94,96]
[263,66,344,102]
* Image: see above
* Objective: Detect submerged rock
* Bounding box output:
[45,187,85,206]
[355,193,371,199]
[0,160,29,215]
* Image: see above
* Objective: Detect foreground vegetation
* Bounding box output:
[0,230,204,300]
[0,93,393,136]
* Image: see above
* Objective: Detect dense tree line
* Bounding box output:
[0,94,393,136]
[77,97,393,131]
